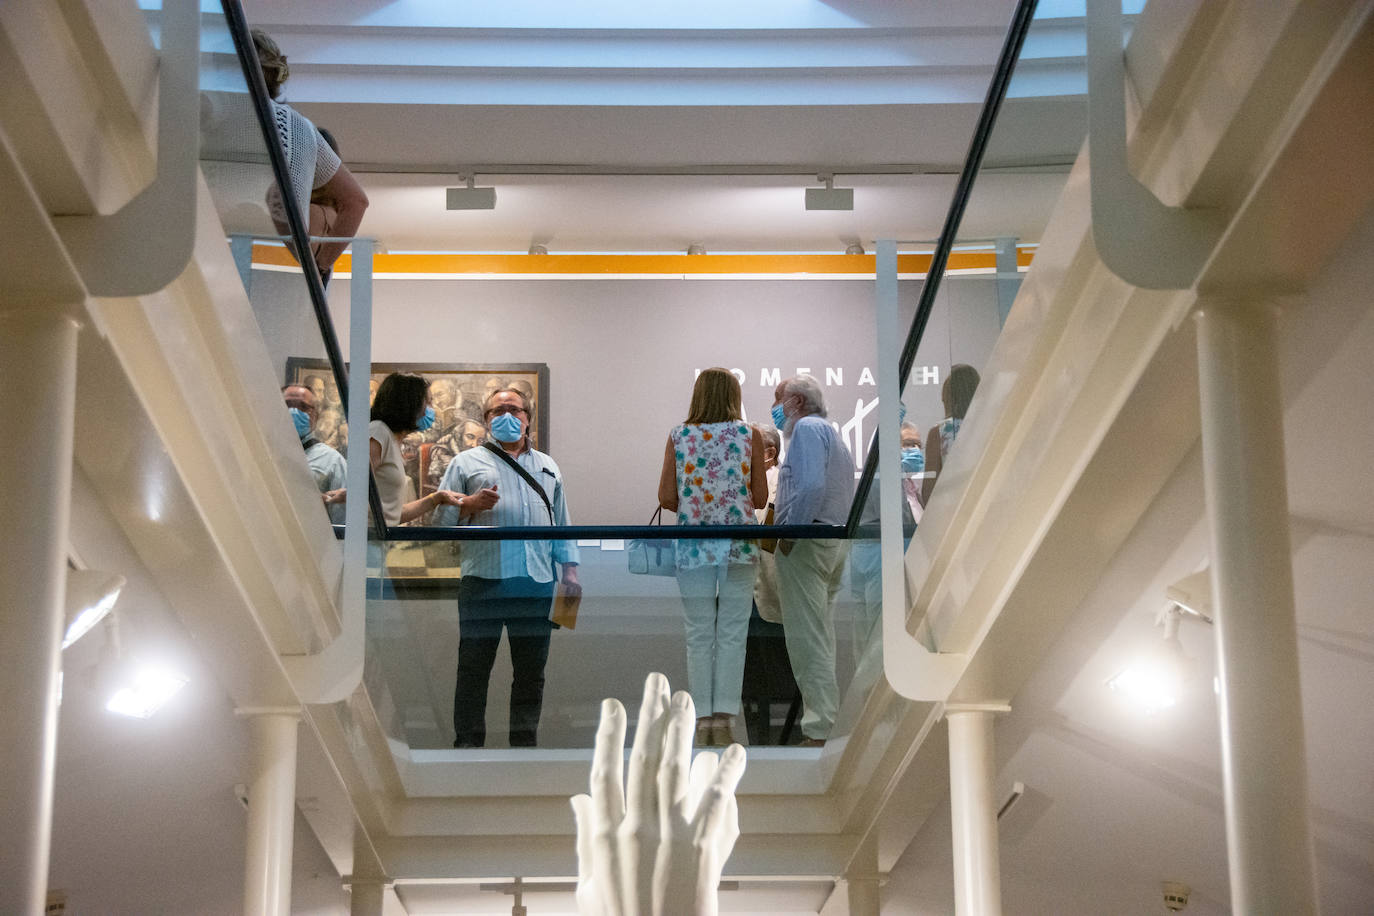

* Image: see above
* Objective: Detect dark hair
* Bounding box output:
[370,372,429,434]
[317,127,339,155]
[943,364,981,420]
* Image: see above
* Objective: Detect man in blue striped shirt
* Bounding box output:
[435,387,580,747]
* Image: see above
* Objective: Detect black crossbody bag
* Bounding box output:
[482,441,554,523]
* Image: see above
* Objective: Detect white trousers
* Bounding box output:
[677,562,758,716]
[776,538,849,740]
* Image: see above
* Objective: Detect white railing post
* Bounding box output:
[875,239,966,700]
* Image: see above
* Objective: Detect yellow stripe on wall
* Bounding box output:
[250,247,1034,275]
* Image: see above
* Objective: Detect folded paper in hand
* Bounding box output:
[553,583,582,629]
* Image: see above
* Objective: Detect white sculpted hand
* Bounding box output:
[571,673,746,916]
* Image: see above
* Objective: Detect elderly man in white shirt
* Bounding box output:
[770,374,854,747]
[434,387,580,748]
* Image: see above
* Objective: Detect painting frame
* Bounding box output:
[284,359,550,583]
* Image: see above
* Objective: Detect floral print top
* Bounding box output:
[671,421,758,570]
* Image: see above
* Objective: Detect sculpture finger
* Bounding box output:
[570,794,596,888]
[686,748,718,818]
[591,697,627,826]
[712,743,747,797]
[715,794,741,864]
[658,691,695,826]
[692,745,745,851]
[692,786,739,861]
[625,672,671,823]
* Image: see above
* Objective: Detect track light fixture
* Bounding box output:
[845,242,865,255]
[806,173,854,211]
[687,243,707,256]
[446,175,497,210]
[1106,605,1190,714]
[63,568,125,650]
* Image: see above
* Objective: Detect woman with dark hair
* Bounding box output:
[368,373,464,526]
[921,364,981,505]
[657,368,769,746]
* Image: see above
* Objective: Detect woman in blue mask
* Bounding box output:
[657,368,770,746]
[366,372,465,526]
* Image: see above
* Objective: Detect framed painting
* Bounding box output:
[284,359,550,581]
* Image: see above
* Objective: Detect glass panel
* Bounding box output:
[191,4,370,542]
[898,0,1090,514]
[363,531,866,749]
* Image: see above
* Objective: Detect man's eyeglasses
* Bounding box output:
[486,404,527,418]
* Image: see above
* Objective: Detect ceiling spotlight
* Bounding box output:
[63,568,125,650]
[1165,568,1214,621]
[106,665,188,719]
[528,243,549,256]
[446,175,496,210]
[687,243,707,256]
[806,173,854,211]
[1106,606,1188,714]
[845,242,865,255]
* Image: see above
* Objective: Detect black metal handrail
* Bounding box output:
[220,0,1037,545]
[845,0,1040,534]
[366,523,847,542]
[220,0,389,540]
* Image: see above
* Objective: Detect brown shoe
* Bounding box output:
[798,737,826,748]
[711,719,733,748]
[696,719,715,748]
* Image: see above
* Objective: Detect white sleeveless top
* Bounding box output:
[265,101,341,223]
[369,420,406,526]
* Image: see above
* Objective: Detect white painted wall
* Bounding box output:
[249,271,1006,523]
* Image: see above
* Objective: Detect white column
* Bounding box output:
[946,706,1007,916]
[1194,299,1317,914]
[347,878,386,916]
[0,309,80,916]
[238,709,302,916]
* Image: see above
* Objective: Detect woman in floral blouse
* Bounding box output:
[658,368,769,747]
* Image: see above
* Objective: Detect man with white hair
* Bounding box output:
[770,374,854,747]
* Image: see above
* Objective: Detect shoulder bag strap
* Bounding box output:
[483,441,554,523]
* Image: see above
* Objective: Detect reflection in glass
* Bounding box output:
[363,532,876,750]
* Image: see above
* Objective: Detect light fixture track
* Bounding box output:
[344,159,1076,177]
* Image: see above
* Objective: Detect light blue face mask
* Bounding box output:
[901,446,925,473]
[770,402,788,429]
[416,405,436,432]
[490,412,523,443]
[289,407,311,439]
